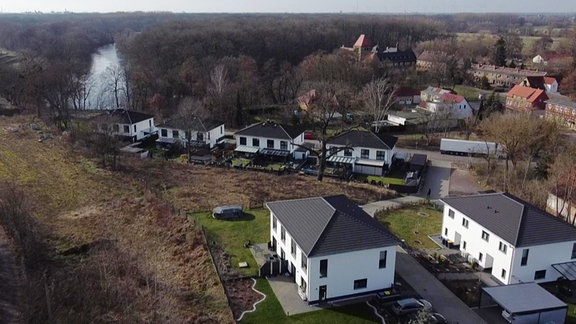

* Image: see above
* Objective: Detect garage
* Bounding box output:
[479,283,566,324]
[354,159,385,176]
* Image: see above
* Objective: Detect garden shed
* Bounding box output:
[480,283,566,324]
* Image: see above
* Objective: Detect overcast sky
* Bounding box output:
[2,0,576,14]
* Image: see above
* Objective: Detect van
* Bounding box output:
[212,205,243,220]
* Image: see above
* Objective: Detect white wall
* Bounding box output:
[327,144,393,166]
[206,124,225,148]
[118,118,154,141]
[443,204,576,284]
[235,133,304,154]
[270,211,396,302]
[306,247,396,302]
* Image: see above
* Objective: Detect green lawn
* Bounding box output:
[232,158,251,168]
[568,303,576,324]
[374,204,443,249]
[188,208,270,276]
[241,279,380,323]
[366,175,404,185]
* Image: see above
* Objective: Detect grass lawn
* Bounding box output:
[374,204,442,249]
[568,303,576,324]
[232,158,251,168]
[367,175,404,185]
[188,208,270,276]
[241,279,380,323]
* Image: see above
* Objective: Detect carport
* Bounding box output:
[552,261,576,280]
[354,159,386,176]
[480,283,566,324]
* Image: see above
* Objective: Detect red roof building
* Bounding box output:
[505,85,548,113]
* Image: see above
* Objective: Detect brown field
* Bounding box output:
[0,114,389,322]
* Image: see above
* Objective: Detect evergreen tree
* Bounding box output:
[493,37,507,67]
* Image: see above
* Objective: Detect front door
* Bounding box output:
[319,285,327,301]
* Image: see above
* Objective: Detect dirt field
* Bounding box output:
[0,114,392,322]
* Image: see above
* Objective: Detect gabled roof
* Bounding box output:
[160,117,223,132]
[327,130,398,150]
[417,50,444,62]
[374,47,416,63]
[441,192,576,247]
[266,195,399,257]
[507,85,548,103]
[440,92,465,104]
[234,121,305,140]
[544,76,557,85]
[109,109,154,124]
[353,34,372,49]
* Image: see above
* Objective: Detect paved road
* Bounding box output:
[0,227,22,323]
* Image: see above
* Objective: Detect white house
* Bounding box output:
[266,195,399,304]
[106,109,155,142]
[544,77,559,93]
[156,118,225,149]
[234,121,305,158]
[419,86,473,120]
[441,192,576,285]
[326,130,398,176]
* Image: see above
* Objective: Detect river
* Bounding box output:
[86,43,124,109]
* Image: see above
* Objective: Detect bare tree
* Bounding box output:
[362,78,397,133]
[547,143,576,224]
[173,97,209,163]
[104,63,127,109]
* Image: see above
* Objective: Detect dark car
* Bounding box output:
[391,298,432,316]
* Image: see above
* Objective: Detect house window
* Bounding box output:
[198,132,204,141]
[444,228,448,236]
[267,139,274,148]
[291,240,296,256]
[479,252,483,262]
[133,125,137,132]
[220,126,223,134]
[361,149,369,159]
[481,231,490,242]
[206,132,209,140]
[534,270,546,280]
[123,125,129,133]
[462,241,467,250]
[161,129,168,137]
[301,252,307,270]
[499,242,507,254]
[572,243,576,259]
[344,149,352,157]
[501,269,506,279]
[462,218,469,228]
[379,251,387,269]
[172,130,179,138]
[353,278,367,290]
[521,249,529,266]
[280,226,285,242]
[239,137,247,145]
[252,138,260,147]
[320,259,328,278]
[272,216,277,230]
[280,141,288,151]
[113,124,119,132]
[281,249,285,260]
[376,151,386,160]
[448,209,454,218]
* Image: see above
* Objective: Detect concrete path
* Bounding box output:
[396,247,486,324]
[361,196,425,217]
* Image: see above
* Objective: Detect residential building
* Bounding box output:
[441,192,576,285]
[505,85,548,114]
[95,109,155,142]
[156,117,225,149]
[326,130,398,176]
[266,195,399,304]
[419,87,473,119]
[395,87,421,106]
[341,35,416,68]
[545,96,576,129]
[470,64,547,88]
[416,50,445,72]
[521,76,558,94]
[234,121,305,158]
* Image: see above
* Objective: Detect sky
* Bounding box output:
[2,0,576,14]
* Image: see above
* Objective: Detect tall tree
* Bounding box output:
[493,37,507,67]
[547,143,576,224]
[362,78,397,133]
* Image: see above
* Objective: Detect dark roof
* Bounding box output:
[441,192,576,247]
[523,76,545,90]
[327,130,397,150]
[160,117,223,132]
[376,49,416,64]
[396,87,421,97]
[235,121,305,140]
[482,283,566,314]
[266,195,399,257]
[108,109,154,124]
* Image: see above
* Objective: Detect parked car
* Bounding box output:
[391,298,432,316]
[428,312,447,324]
